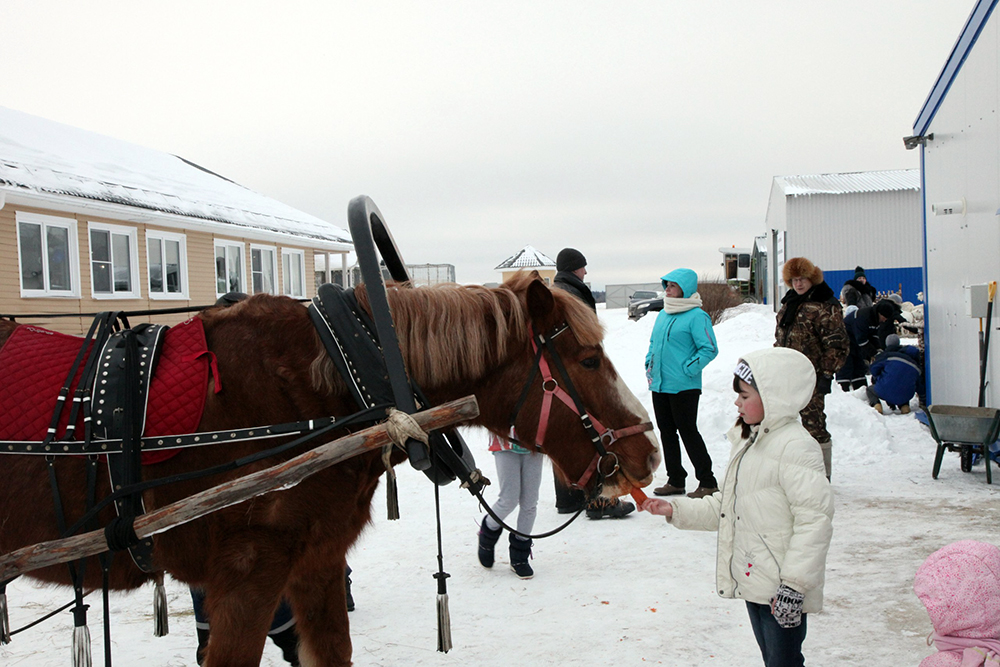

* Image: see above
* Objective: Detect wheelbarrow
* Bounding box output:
[926,405,1000,484]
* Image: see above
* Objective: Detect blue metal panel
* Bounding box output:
[913,0,998,135]
[823,267,924,304]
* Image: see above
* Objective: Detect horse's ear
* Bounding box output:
[526,278,555,324]
[528,270,541,280]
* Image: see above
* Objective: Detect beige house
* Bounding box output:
[0,107,352,334]
[494,245,556,285]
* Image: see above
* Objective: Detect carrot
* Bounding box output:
[630,487,648,504]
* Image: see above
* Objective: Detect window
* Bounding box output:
[215,241,246,296]
[16,212,80,297]
[282,249,306,297]
[147,230,188,299]
[250,245,277,294]
[88,222,140,299]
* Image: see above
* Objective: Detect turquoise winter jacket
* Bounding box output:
[645,269,718,393]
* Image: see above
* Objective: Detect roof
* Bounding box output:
[913,0,998,136]
[773,169,921,197]
[0,107,351,246]
[494,245,556,270]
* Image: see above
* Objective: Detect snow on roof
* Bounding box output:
[775,169,920,197]
[0,107,351,245]
[494,244,556,270]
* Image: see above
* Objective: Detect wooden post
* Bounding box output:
[0,396,480,581]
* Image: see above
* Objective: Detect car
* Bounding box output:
[628,290,664,320]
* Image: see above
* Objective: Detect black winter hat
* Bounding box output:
[854,266,867,280]
[556,248,587,272]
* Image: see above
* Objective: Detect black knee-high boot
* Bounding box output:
[477,517,502,568]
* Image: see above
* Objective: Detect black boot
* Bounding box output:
[196,627,210,666]
[478,517,502,568]
[509,533,533,579]
[345,565,355,612]
[269,625,301,666]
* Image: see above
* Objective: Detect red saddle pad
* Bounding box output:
[0,317,211,464]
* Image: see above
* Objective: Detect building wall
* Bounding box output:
[2,203,322,335]
[923,10,1000,406]
[500,268,555,285]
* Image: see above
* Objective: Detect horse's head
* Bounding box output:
[493,273,661,498]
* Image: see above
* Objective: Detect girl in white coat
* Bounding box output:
[640,347,834,667]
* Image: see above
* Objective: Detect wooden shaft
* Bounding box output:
[0,396,480,581]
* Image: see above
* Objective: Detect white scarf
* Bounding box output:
[662,293,703,314]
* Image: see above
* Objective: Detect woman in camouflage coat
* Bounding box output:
[774,257,849,480]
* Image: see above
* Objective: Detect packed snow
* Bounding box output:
[4,303,999,666]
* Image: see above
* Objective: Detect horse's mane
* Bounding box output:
[354,272,604,390]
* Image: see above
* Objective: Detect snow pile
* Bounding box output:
[4,304,998,666]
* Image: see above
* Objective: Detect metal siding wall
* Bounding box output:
[823,267,924,303]
[924,12,1000,406]
[785,190,922,272]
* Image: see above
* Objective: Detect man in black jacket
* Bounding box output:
[551,248,634,519]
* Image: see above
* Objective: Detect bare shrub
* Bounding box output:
[698,282,743,324]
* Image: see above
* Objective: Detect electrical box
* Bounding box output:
[965,283,990,318]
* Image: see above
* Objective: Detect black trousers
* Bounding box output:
[651,390,717,489]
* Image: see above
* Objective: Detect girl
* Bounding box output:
[476,431,542,579]
[640,347,834,667]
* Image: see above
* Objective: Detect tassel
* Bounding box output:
[382,446,400,520]
[433,570,452,653]
[0,588,10,645]
[73,624,92,667]
[436,593,452,653]
[153,574,169,637]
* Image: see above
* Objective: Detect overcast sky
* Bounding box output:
[1,1,974,289]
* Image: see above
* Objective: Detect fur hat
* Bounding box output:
[556,248,587,272]
[782,257,823,287]
[854,266,866,280]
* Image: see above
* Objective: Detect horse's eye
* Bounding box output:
[580,356,600,370]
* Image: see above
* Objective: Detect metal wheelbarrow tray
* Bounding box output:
[925,405,1000,484]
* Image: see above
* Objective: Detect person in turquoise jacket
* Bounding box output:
[645,268,720,499]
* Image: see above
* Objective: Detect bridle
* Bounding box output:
[508,322,653,498]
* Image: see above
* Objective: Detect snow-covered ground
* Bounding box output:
[5,304,999,666]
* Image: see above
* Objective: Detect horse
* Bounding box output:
[0,272,660,666]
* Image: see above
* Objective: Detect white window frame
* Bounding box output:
[250,244,278,295]
[88,221,141,300]
[146,230,189,300]
[282,248,306,298]
[214,240,247,297]
[16,211,81,298]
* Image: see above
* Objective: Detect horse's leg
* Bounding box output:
[286,556,352,667]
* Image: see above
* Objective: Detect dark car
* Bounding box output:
[628,290,664,320]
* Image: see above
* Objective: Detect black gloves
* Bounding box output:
[770,584,804,628]
[816,373,832,395]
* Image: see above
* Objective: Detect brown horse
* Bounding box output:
[0,272,659,666]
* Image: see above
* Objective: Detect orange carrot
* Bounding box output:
[630,488,648,504]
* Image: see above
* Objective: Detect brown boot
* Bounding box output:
[872,402,883,414]
[900,404,911,415]
[653,484,685,496]
[686,487,719,499]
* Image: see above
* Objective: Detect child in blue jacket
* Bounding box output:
[867,334,921,414]
[645,268,719,499]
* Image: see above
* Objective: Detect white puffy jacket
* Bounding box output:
[668,347,834,613]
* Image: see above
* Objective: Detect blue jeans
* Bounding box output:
[746,602,807,667]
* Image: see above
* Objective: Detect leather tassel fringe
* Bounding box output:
[436,593,452,653]
[73,624,92,667]
[153,575,169,637]
[0,589,10,645]
[382,446,399,520]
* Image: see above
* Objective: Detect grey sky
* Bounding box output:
[1,0,971,289]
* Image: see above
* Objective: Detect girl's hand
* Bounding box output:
[639,498,673,518]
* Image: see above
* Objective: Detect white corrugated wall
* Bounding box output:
[923,9,1000,407]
